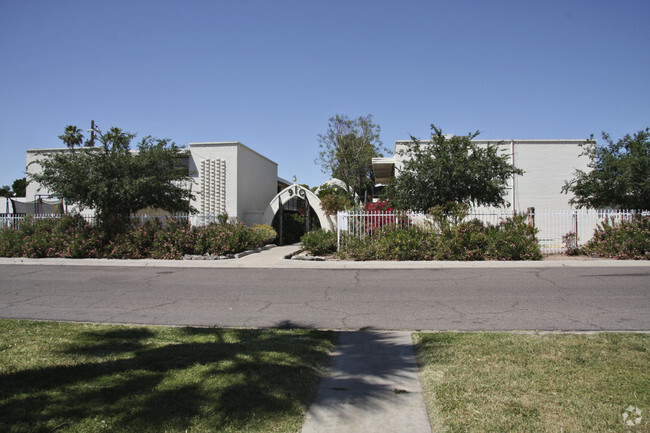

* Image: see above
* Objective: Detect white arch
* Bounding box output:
[262,184,335,231]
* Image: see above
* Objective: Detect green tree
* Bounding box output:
[384,125,523,211]
[30,124,194,233]
[562,128,650,209]
[0,178,27,197]
[11,178,27,197]
[316,114,387,204]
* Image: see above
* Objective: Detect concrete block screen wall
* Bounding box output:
[188,142,278,226]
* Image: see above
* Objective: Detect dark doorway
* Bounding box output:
[271,197,321,245]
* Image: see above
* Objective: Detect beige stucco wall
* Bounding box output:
[471,139,588,211]
[25,148,66,198]
[511,141,587,211]
[389,138,590,211]
[236,144,278,226]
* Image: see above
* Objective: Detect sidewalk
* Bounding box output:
[1,244,648,269]
[302,331,432,433]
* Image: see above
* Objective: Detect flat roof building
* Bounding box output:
[24,141,281,226]
[372,138,590,211]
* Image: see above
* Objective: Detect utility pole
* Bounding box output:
[88,120,96,147]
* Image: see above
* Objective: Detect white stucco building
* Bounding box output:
[22,141,281,226]
[372,138,590,211]
[187,142,278,226]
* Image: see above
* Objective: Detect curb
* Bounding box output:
[0,250,649,269]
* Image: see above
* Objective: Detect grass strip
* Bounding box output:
[0,320,336,433]
[414,332,649,432]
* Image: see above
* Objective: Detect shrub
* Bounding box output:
[0,214,273,260]
[338,235,376,261]
[357,200,412,236]
[105,220,161,259]
[301,229,337,256]
[485,214,542,261]
[251,224,277,245]
[50,215,105,258]
[583,215,649,260]
[339,211,541,261]
[149,218,197,260]
[317,184,351,215]
[435,219,489,261]
[562,231,582,256]
[0,227,20,257]
[0,215,105,258]
[195,220,262,256]
[370,225,431,260]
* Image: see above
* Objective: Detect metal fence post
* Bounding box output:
[527,207,535,228]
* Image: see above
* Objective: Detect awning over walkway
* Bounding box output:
[371,157,396,184]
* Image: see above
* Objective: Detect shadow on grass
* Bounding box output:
[0,324,334,433]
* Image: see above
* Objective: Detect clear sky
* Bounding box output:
[1,0,648,191]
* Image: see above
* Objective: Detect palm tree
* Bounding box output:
[58,125,84,148]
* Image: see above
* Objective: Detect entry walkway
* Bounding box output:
[302,331,432,433]
[234,243,301,267]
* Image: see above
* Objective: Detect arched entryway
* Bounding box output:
[262,184,335,245]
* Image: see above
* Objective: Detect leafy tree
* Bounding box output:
[30,124,194,233]
[384,125,523,211]
[0,178,28,197]
[316,114,387,204]
[11,178,27,197]
[562,128,650,209]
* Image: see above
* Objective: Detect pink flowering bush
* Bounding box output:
[195,221,251,256]
[350,200,413,236]
[318,184,351,215]
[0,215,105,258]
[0,215,275,259]
[149,218,197,260]
[583,215,649,260]
[105,220,161,259]
[435,219,490,260]
[485,214,542,261]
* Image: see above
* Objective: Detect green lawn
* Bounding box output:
[3,321,649,433]
[414,332,650,432]
[0,320,336,433]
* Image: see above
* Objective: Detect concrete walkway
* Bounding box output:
[235,243,302,267]
[302,331,432,433]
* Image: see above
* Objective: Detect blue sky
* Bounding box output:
[1,0,648,191]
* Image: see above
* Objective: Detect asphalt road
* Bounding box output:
[0,264,648,331]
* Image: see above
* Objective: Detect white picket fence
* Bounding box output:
[336,208,649,255]
[3,209,647,255]
[0,213,232,231]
